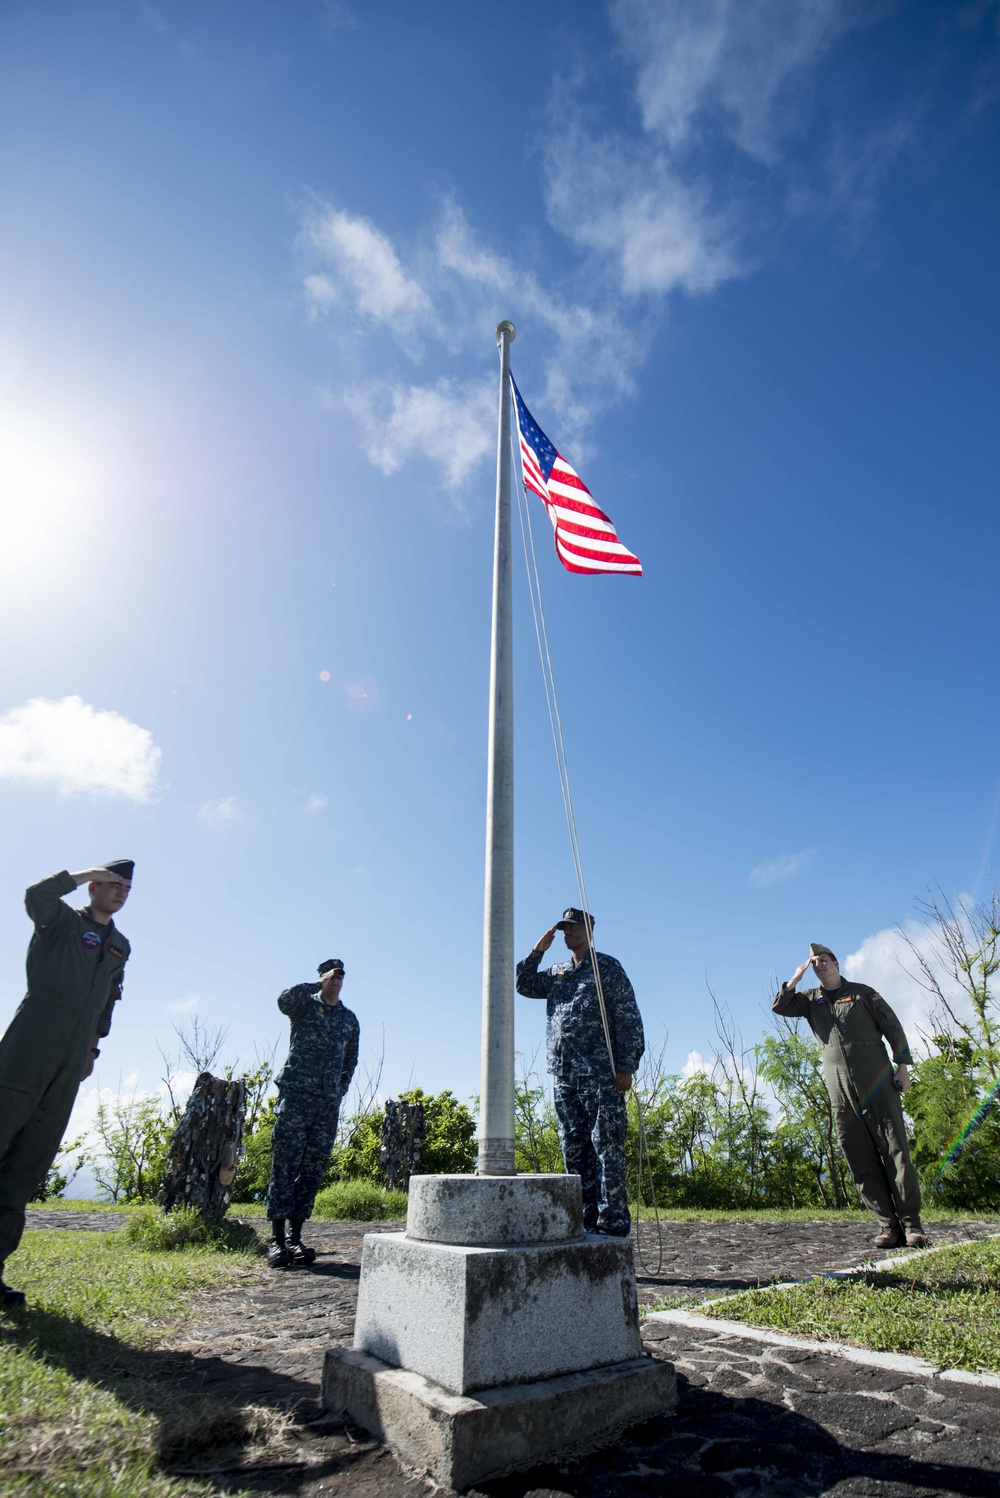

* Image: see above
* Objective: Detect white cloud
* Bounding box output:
[0,695,161,802]
[610,0,855,161]
[301,206,431,330]
[342,378,494,495]
[434,202,641,438]
[321,0,358,31]
[167,995,199,1014]
[304,793,329,813]
[843,917,977,1050]
[298,2,922,490]
[197,796,243,829]
[749,849,811,888]
[543,118,739,299]
[682,1049,712,1078]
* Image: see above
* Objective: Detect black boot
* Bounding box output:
[286,1218,317,1266]
[0,1261,25,1308]
[267,1219,290,1268]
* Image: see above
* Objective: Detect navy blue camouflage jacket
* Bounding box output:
[274,984,360,1100]
[516,948,645,1083]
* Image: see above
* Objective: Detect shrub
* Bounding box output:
[332,1087,476,1183]
[124,1205,260,1253]
[312,1181,408,1220]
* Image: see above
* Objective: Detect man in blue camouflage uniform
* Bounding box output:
[266,958,359,1267]
[516,908,644,1237]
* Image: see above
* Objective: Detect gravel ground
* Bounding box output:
[21,1210,1000,1496]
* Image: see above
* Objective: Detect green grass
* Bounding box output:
[705,1236,1000,1373]
[628,1205,1000,1223]
[27,1196,132,1212]
[124,1206,261,1253]
[310,1180,408,1219]
[0,1228,266,1497]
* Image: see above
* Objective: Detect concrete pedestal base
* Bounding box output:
[324,1174,677,1487]
[323,1345,678,1490]
[354,1230,641,1393]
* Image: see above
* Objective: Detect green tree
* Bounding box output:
[514,1055,563,1174]
[332,1088,477,1184]
[899,886,1000,1209]
[35,1134,91,1201]
[92,1094,173,1203]
[759,1026,852,1207]
[232,1092,278,1203]
[906,1039,1000,1211]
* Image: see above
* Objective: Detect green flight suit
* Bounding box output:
[0,871,130,1261]
[772,979,921,1228]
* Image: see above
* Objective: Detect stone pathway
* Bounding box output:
[22,1211,1000,1495]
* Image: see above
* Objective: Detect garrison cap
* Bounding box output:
[555,908,594,930]
[810,942,837,962]
[100,860,134,882]
[318,958,345,976]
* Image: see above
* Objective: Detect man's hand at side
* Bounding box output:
[613,1072,632,1092]
[895,1063,911,1094]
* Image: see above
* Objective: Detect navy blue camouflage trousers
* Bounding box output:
[554,1078,629,1236]
[265,1089,341,1223]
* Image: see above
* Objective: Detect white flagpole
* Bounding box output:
[476,320,516,1176]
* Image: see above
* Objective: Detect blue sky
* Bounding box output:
[1,0,999,1168]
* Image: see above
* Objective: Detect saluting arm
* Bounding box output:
[277,982,321,1017]
[515,952,555,999]
[516,926,559,998]
[773,957,813,1016]
[24,869,78,929]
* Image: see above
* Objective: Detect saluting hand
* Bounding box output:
[533,926,558,954]
[787,957,812,989]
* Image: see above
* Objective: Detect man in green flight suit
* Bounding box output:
[0,862,133,1305]
[774,942,927,1249]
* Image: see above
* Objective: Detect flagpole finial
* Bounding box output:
[496,320,516,346]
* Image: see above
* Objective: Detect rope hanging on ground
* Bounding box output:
[510,427,663,1274]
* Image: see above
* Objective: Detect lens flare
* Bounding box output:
[935,1078,1000,1171]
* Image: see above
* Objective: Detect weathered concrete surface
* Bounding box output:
[323,1344,678,1490]
[353,1230,641,1394]
[405,1173,583,1246]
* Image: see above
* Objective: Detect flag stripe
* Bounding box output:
[510,374,642,578]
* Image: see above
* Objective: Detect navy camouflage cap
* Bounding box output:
[318,958,345,975]
[555,908,594,930]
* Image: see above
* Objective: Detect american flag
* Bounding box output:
[510,376,642,577]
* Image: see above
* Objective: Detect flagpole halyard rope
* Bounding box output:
[510,416,663,1274]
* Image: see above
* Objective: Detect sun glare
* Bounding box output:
[0,419,109,583]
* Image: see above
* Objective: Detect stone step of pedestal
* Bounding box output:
[323,1345,678,1490]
